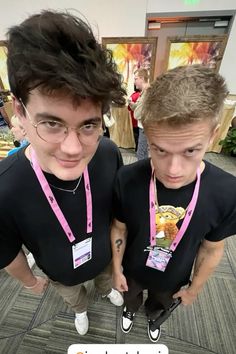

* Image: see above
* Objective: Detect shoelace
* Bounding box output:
[124,310,134,320]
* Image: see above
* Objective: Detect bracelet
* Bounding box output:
[24,276,39,289]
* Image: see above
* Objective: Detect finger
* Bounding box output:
[121,284,127,291]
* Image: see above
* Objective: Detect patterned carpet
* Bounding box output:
[0,151,235,354]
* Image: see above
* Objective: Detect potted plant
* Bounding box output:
[219,127,236,156]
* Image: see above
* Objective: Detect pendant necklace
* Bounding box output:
[49,175,82,195]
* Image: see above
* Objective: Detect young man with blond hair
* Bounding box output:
[111,65,236,342]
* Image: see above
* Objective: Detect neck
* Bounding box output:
[25,145,51,174]
[142,83,149,92]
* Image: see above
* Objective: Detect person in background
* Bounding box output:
[0,10,126,336]
[0,96,10,133]
[127,87,140,151]
[7,115,28,156]
[103,108,115,138]
[111,65,236,342]
[133,68,150,160]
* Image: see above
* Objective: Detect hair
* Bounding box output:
[142,65,228,128]
[134,68,149,83]
[7,10,126,112]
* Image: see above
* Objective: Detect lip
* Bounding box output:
[56,157,81,168]
[165,176,183,183]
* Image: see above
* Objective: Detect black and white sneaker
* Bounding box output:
[148,320,161,342]
[121,307,135,333]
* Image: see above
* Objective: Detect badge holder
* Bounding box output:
[146,247,172,272]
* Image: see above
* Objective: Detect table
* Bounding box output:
[109,106,135,149]
[0,139,14,160]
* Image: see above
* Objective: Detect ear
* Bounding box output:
[209,124,220,146]
[20,125,27,137]
[12,96,26,120]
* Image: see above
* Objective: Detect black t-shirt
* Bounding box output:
[113,159,236,292]
[0,137,123,286]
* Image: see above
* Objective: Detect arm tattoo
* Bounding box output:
[115,239,123,252]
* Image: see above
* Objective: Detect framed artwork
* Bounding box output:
[0,41,10,91]
[165,35,227,72]
[102,37,157,97]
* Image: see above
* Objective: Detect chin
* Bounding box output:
[160,178,185,190]
[54,171,84,181]
[163,183,184,190]
[51,165,87,181]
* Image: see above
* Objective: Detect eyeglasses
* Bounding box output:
[20,99,104,145]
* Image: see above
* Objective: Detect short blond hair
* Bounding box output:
[142,65,228,128]
[134,68,149,83]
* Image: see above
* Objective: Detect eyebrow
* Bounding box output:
[34,113,102,126]
[151,143,203,152]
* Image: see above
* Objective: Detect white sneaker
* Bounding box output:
[121,307,135,333]
[148,321,161,342]
[106,288,124,306]
[74,311,89,335]
[26,253,35,269]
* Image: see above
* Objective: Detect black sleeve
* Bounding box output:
[112,169,126,223]
[0,210,23,268]
[205,206,236,242]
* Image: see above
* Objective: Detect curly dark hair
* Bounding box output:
[7,10,126,112]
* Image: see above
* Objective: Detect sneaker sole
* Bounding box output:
[147,325,161,343]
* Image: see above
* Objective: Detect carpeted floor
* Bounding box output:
[0,151,235,354]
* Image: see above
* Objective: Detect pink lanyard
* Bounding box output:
[149,167,201,251]
[30,148,93,243]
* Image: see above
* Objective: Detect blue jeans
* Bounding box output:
[137,128,148,160]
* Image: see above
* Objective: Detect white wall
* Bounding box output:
[147,0,236,93]
[0,0,146,39]
[147,0,236,12]
[0,0,235,92]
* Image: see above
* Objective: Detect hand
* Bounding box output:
[113,272,128,292]
[24,276,49,295]
[173,286,199,306]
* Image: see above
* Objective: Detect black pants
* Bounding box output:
[124,276,176,322]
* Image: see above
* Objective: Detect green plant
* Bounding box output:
[219,127,236,155]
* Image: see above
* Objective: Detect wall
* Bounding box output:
[148,21,228,78]
[147,0,236,93]
[0,0,235,92]
[0,0,146,39]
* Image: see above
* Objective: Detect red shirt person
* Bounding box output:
[128,90,140,150]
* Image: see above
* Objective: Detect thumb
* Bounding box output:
[173,290,182,299]
[123,284,128,292]
[122,279,128,292]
